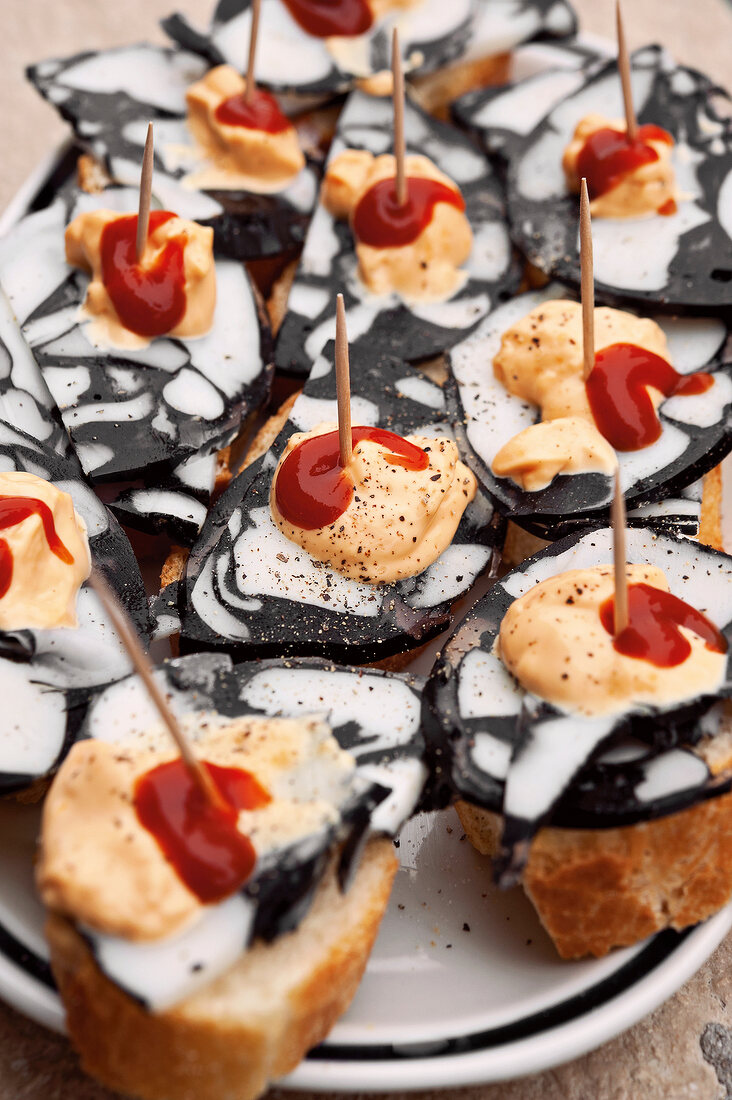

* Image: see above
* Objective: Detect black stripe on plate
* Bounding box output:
[0,917,692,1060]
[0,922,55,990]
[308,926,690,1061]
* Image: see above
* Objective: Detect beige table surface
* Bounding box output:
[2,0,732,1097]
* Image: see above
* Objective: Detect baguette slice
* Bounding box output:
[47,837,397,1100]
[409,52,511,118]
[456,719,732,959]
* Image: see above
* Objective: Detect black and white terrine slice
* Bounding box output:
[178,345,504,663]
[446,284,732,539]
[457,44,732,313]
[424,527,732,881]
[27,43,321,262]
[76,653,427,1010]
[452,36,603,165]
[0,292,150,795]
[0,183,272,541]
[275,89,521,378]
[163,0,577,101]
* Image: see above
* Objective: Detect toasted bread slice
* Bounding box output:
[46,837,397,1100]
[700,465,724,551]
[240,390,301,472]
[266,259,299,336]
[456,719,732,958]
[410,52,512,119]
[77,153,111,195]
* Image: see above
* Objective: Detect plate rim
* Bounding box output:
[283,903,732,1090]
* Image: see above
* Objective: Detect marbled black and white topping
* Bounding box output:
[77,653,427,1011]
[0,183,272,540]
[452,37,602,163]
[163,0,576,100]
[625,477,705,540]
[446,283,732,540]
[178,346,504,663]
[105,449,222,546]
[424,527,732,882]
[456,45,732,313]
[0,288,150,795]
[275,89,521,378]
[27,44,321,262]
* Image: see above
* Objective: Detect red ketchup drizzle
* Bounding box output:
[134,759,271,904]
[281,0,373,37]
[577,123,673,201]
[352,177,465,248]
[586,343,713,451]
[600,582,727,668]
[215,88,291,133]
[275,425,429,529]
[0,496,75,599]
[658,197,678,216]
[100,210,186,339]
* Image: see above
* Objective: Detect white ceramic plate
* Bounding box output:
[2,31,732,1095]
[1,797,731,1091]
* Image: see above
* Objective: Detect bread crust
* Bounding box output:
[266,260,298,336]
[410,53,511,119]
[456,776,732,959]
[700,464,723,551]
[46,838,397,1100]
[77,153,111,195]
[240,390,301,473]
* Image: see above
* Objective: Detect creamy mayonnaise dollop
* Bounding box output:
[0,471,90,631]
[185,65,305,193]
[37,714,356,942]
[321,150,472,301]
[491,299,671,489]
[498,565,726,717]
[562,113,677,219]
[66,209,216,350]
[270,423,477,584]
[492,416,617,492]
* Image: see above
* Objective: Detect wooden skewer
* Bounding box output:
[392,27,407,208]
[89,570,227,810]
[611,468,629,636]
[616,0,637,142]
[335,293,352,468]
[580,178,595,382]
[135,122,154,265]
[245,0,262,105]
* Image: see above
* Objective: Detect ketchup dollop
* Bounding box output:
[577,124,673,202]
[586,343,713,451]
[215,88,291,133]
[353,177,465,248]
[658,198,678,217]
[0,496,74,599]
[275,426,429,529]
[100,210,187,339]
[600,582,727,668]
[281,0,373,37]
[135,758,271,904]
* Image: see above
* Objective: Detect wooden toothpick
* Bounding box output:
[616,0,638,142]
[335,293,352,468]
[611,468,629,636]
[392,28,407,208]
[580,178,595,381]
[245,0,262,105]
[136,123,154,265]
[89,570,227,810]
